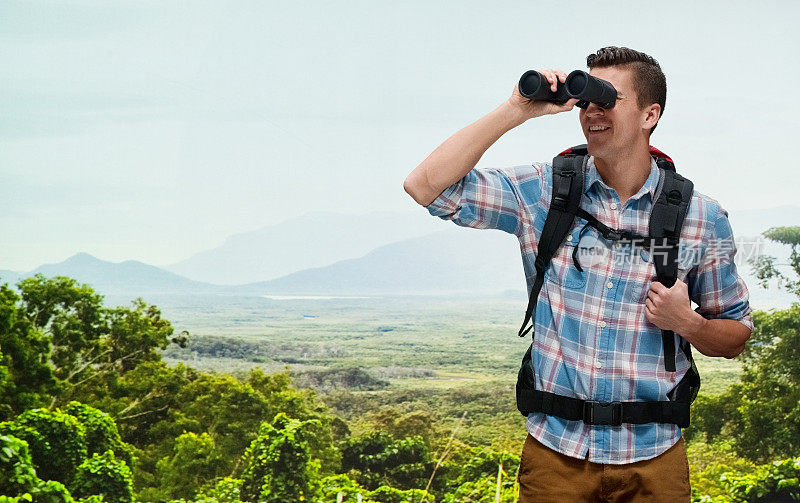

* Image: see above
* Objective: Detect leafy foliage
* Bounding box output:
[318,475,432,503]
[0,434,40,495]
[687,303,800,463]
[16,275,107,388]
[0,408,88,485]
[92,363,340,500]
[367,486,433,503]
[727,303,800,462]
[156,432,226,501]
[749,226,800,297]
[721,457,800,502]
[71,450,134,503]
[441,475,517,503]
[0,434,75,503]
[62,401,134,468]
[319,474,366,502]
[0,274,188,425]
[339,431,434,491]
[194,477,245,503]
[687,439,757,501]
[0,284,56,419]
[0,403,137,503]
[240,412,322,503]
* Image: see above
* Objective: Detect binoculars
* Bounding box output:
[518,70,617,109]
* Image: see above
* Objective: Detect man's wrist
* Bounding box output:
[679,308,708,342]
[496,100,534,129]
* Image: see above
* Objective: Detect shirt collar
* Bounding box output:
[583,155,661,202]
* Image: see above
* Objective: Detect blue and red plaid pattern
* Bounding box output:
[425,155,753,464]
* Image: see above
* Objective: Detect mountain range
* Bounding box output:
[1,207,798,310]
[0,228,524,298]
[162,211,446,285]
[1,252,221,296]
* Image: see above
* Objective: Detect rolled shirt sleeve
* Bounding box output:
[688,204,754,332]
[424,164,544,237]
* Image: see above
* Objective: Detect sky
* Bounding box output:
[1,0,798,271]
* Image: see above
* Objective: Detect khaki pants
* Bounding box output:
[517,433,691,503]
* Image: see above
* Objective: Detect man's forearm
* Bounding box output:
[403,101,527,206]
[679,311,751,359]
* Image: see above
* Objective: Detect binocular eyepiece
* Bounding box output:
[518,70,618,109]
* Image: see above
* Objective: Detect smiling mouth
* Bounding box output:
[588,126,611,134]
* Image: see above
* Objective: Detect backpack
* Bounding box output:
[514,144,701,428]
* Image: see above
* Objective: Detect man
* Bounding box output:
[403,46,753,502]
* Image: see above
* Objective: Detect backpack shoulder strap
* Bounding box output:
[649,167,694,371]
[517,152,586,338]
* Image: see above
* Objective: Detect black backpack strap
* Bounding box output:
[516,340,691,426]
[667,337,701,404]
[649,168,694,372]
[575,208,650,245]
[517,154,587,338]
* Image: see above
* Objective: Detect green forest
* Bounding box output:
[1,226,799,503]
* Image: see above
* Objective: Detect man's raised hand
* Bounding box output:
[505,68,580,123]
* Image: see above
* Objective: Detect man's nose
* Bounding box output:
[585,102,605,116]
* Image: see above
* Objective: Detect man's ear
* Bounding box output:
[643,103,661,130]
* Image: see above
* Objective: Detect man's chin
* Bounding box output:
[586,142,607,159]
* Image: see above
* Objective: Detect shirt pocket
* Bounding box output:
[544,242,587,290]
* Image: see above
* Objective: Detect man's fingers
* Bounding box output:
[644,304,654,321]
[540,69,569,92]
[650,281,668,294]
[555,98,579,112]
[546,70,557,91]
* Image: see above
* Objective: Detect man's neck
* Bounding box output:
[592,143,652,206]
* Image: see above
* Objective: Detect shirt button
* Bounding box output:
[594,361,602,369]
[607,281,614,289]
[614,242,622,249]
[566,234,573,242]
[599,321,607,328]
[610,202,618,210]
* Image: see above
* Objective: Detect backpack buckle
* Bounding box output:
[552,194,570,210]
[604,229,622,242]
[667,189,683,205]
[583,401,622,426]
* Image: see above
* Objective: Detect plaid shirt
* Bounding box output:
[425,155,754,464]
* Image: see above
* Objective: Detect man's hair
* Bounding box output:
[586,46,666,135]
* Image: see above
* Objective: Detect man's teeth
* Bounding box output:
[590,126,610,131]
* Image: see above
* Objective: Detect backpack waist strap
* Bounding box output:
[515,385,691,428]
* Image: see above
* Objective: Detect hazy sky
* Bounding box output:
[2,0,798,271]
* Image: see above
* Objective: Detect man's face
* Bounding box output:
[579,66,658,159]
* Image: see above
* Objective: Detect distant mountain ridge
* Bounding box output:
[231,228,525,295]
[2,252,223,297]
[0,229,525,299]
[162,211,446,285]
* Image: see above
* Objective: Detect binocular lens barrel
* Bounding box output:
[564,70,617,109]
[517,70,569,104]
[517,69,618,109]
